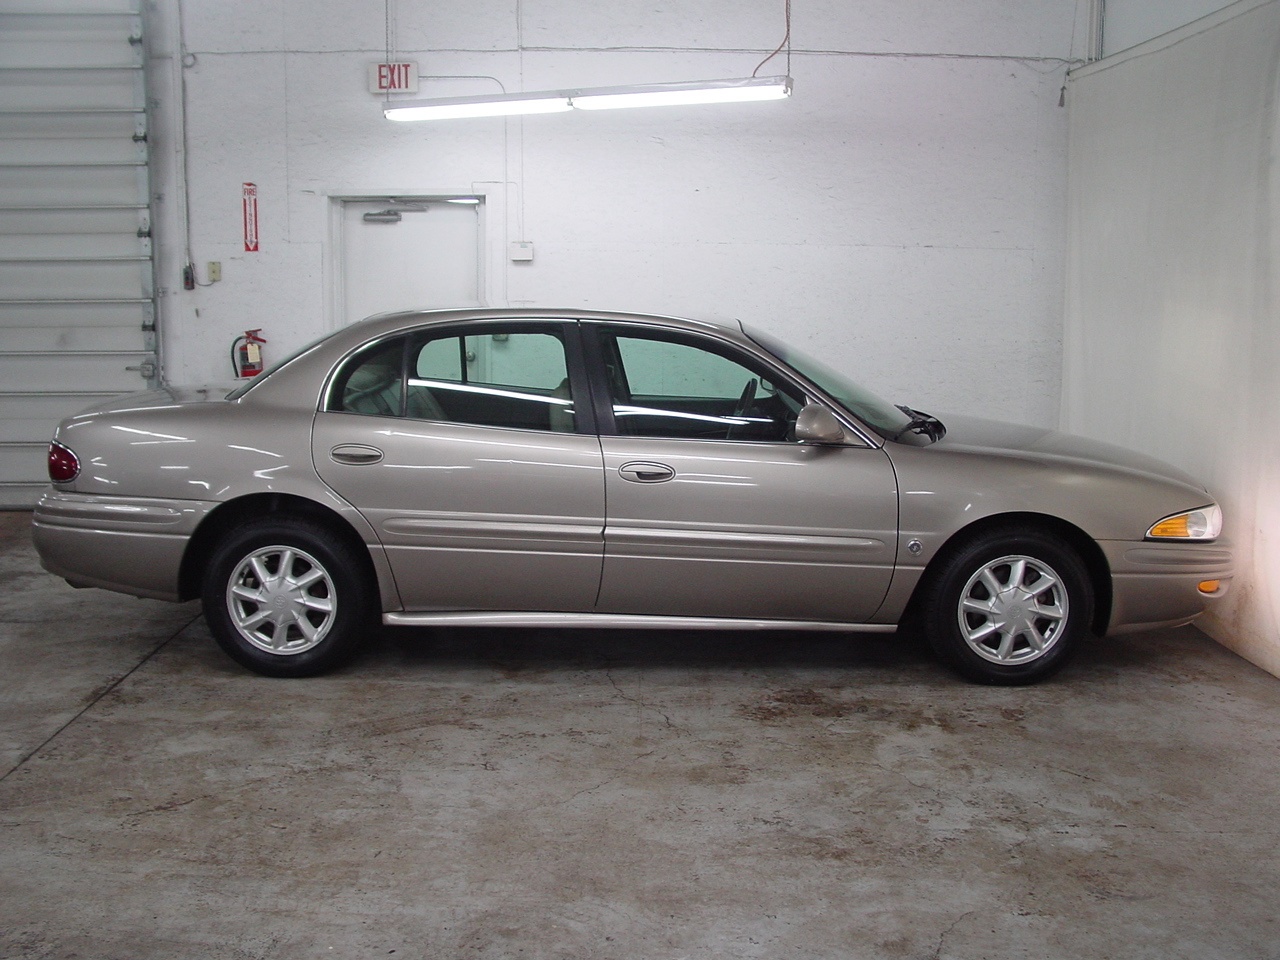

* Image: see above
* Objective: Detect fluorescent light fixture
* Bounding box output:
[571,76,792,111]
[384,76,792,122]
[385,91,572,121]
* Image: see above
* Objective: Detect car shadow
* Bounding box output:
[347,622,1228,687]
[358,623,941,681]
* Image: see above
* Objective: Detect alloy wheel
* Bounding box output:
[956,554,1068,665]
[225,544,336,655]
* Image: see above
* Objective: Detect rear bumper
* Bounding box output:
[1100,539,1233,635]
[32,490,214,602]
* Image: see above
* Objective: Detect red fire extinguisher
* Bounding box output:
[232,329,267,378]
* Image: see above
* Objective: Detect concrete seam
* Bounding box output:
[0,611,203,783]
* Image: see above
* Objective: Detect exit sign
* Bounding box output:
[369,62,418,94]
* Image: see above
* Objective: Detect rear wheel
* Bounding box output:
[202,518,373,677]
[922,528,1092,685]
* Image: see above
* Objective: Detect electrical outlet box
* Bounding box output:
[208,261,222,282]
[509,241,534,262]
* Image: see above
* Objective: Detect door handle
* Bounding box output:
[330,444,384,465]
[618,461,675,483]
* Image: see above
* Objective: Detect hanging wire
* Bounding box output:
[753,0,792,77]
[384,0,395,63]
[382,0,392,105]
[174,0,212,286]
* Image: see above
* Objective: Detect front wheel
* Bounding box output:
[202,518,374,677]
[921,529,1093,685]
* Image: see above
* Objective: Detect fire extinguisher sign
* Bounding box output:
[242,182,259,252]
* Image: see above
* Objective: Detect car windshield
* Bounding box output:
[745,326,919,441]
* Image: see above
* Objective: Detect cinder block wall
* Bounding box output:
[148,0,1086,427]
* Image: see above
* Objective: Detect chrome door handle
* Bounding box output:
[618,461,675,483]
[330,444,384,465]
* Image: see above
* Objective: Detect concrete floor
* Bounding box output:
[2,510,1279,960]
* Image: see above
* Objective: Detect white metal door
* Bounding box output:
[339,199,481,325]
[0,2,157,507]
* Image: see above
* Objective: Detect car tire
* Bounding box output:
[201,518,374,677]
[921,527,1092,685]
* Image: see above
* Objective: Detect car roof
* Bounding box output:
[360,306,739,336]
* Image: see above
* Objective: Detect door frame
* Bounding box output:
[323,186,506,331]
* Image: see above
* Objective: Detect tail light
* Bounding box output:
[48,441,80,483]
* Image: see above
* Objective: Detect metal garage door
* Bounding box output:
[0,1,158,508]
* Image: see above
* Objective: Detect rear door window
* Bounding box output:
[408,329,577,432]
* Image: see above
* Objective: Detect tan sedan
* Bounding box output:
[33,309,1232,683]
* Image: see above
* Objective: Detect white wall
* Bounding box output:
[148,0,1084,426]
[1064,0,1280,676]
[1102,0,1235,54]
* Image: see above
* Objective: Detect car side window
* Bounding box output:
[602,331,803,441]
[329,337,406,416]
[407,329,576,432]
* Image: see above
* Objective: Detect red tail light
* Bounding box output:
[48,441,80,483]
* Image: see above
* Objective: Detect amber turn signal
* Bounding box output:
[1149,515,1190,538]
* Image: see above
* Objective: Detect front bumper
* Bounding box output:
[33,490,215,602]
[1100,538,1233,635]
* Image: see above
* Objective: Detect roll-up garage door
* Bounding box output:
[0,1,158,508]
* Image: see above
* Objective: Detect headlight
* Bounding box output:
[1147,504,1222,541]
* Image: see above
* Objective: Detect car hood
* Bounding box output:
[927,413,1208,494]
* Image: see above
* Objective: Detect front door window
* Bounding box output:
[601,332,803,442]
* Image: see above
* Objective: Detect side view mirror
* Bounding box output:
[794,402,846,444]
